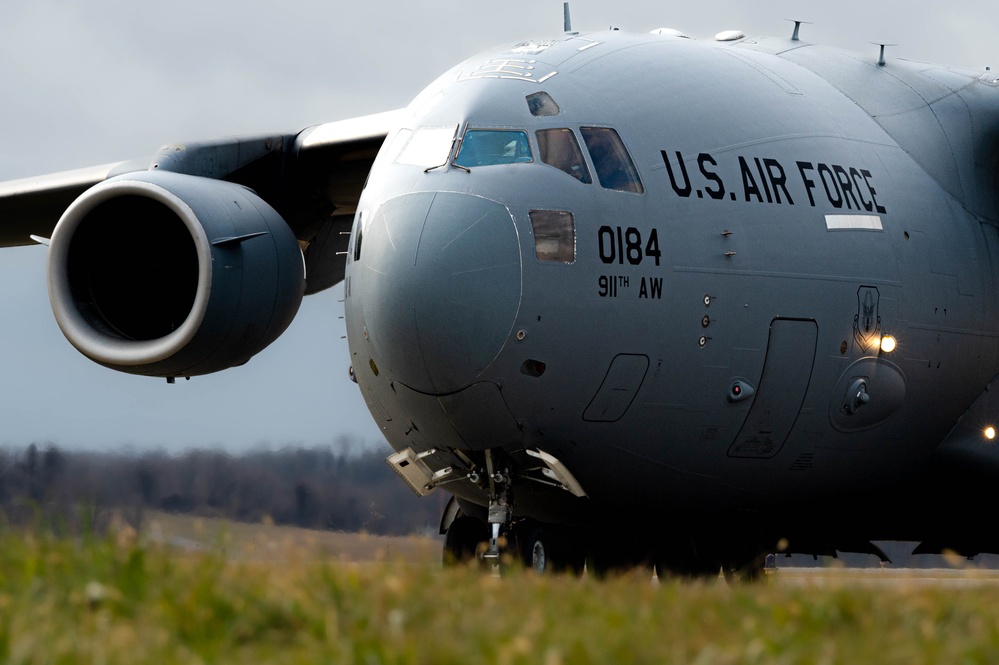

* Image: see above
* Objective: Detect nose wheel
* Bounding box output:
[443,513,585,575]
[525,526,549,573]
[440,447,589,572]
[442,513,490,565]
[515,522,584,575]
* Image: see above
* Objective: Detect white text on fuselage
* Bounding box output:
[661,150,888,214]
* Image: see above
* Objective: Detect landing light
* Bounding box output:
[986,427,996,441]
[879,335,897,354]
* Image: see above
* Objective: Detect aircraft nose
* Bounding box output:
[358,191,522,394]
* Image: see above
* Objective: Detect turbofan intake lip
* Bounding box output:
[47,174,213,367]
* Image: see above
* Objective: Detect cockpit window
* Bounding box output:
[537,129,591,184]
[395,126,457,167]
[455,129,533,167]
[580,127,645,193]
[526,91,560,116]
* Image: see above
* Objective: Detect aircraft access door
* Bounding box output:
[728,318,817,459]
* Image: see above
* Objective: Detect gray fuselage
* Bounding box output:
[344,30,999,541]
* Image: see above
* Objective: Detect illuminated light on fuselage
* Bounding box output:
[880,335,897,353]
[986,427,996,441]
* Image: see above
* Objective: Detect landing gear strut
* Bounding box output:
[438,447,589,571]
[482,450,512,570]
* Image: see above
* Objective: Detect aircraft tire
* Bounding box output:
[443,515,489,566]
[517,522,584,575]
[521,524,551,574]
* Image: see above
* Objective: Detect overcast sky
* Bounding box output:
[0,0,994,452]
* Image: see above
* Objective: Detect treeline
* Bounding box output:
[0,442,444,536]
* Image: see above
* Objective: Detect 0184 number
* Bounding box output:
[598,226,661,266]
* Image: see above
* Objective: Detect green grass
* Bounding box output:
[1,529,999,664]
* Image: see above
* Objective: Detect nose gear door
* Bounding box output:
[728,318,817,459]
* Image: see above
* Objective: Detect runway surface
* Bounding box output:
[769,566,999,588]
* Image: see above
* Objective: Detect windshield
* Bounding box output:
[455,130,533,167]
[395,126,456,167]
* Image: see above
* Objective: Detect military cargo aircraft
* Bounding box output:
[3,7,999,577]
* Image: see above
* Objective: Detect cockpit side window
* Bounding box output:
[580,127,645,193]
[455,129,533,167]
[536,129,592,184]
[529,210,575,263]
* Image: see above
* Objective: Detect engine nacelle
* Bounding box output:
[47,171,305,377]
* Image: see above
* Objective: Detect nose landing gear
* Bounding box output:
[441,501,585,574]
[439,447,589,573]
[482,459,512,570]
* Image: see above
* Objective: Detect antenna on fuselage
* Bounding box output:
[871,42,897,67]
[786,19,812,41]
[564,2,577,35]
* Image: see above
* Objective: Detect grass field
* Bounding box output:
[2,516,999,664]
[139,509,441,564]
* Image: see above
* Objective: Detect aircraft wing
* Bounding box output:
[290,109,407,294]
[0,108,407,293]
[0,160,150,248]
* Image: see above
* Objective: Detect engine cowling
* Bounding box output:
[47,170,305,377]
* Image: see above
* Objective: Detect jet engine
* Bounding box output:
[46,171,305,377]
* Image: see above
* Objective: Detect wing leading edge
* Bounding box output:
[0,160,149,248]
[0,109,407,294]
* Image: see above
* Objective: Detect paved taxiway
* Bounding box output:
[768,567,999,588]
